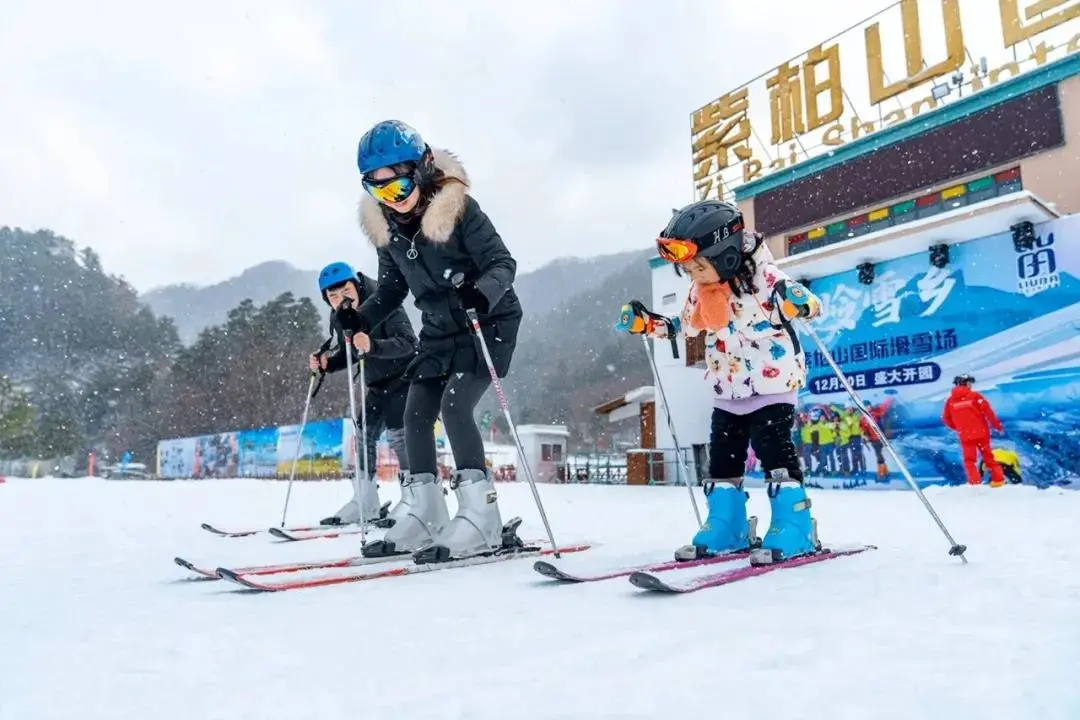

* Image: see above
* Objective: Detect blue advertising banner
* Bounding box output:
[275,418,345,475]
[237,426,279,477]
[795,214,1080,489]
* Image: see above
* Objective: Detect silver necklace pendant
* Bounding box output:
[406,238,418,260]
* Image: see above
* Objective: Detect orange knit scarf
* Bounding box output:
[689,281,732,332]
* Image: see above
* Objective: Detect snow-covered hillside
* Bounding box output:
[1,478,1077,719]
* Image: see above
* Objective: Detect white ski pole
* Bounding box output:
[800,321,968,563]
[342,325,370,547]
[641,334,703,527]
[280,372,318,527]
[359,356,371,519]
[451,274,561,557]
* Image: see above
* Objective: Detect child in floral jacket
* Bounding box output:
[620,199,825,563]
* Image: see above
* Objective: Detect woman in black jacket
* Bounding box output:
[309,261,418,528]
[347,119,522,563]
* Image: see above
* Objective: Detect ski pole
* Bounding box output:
[280,371,319,527]
[451,274,562,557]
[341,316,370,547]
[616,301,702,526]
[359,356,371,520]
[640,334,703,527]
[800,321,968,564]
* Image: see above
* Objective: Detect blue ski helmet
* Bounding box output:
[357,120,427,175]
[318,262,357,302]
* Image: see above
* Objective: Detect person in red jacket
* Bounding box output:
[860,398,894,480]
[942,374,1005,485]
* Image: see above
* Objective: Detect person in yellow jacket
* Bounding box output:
[979,447,1022,486]
[809,411,837,475]
[837,406,863,476]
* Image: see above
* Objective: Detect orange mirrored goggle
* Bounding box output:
[656,237,701,263]
[363,173,417,204]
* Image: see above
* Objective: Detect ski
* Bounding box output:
[533,549,751,583]
[217,543,594,593]
[628,545,876,594]
[200,522,334,538]
[173,550,410,580]
[267,525,380,542]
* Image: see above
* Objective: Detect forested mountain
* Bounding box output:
[0,226,656,466]
[0,228,326,464]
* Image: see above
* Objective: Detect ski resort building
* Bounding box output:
[646,3,1080,490]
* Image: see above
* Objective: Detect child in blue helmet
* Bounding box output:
[311,261,418,527]
[347,119,523,563]
[622,199,825,564]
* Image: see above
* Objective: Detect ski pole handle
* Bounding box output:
[616,300,681,359]
[450,272,483,327]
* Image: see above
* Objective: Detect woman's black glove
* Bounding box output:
[455,281,489,314]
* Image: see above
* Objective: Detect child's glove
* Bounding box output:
[774,280,821,321]
[616,300,680,336]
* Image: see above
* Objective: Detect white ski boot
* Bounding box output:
[320,471,389,526]
[373,471,411,529]
[361,472,449,557]
[413,468,505,563]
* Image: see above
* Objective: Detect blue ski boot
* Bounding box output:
[675,479,760,561]
[752,468,821,565]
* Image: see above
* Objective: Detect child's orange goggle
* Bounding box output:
[656,237,701,263]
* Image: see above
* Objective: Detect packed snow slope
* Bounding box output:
[1,478,1078,720]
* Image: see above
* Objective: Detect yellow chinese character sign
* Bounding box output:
[691,0,1080,202]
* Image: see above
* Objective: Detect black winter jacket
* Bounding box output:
[356,148,522,381]
[325,273,417,391]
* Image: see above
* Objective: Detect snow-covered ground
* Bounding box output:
[2,477,1078,719]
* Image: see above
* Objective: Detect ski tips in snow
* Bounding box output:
[200,523,262,538]
[174,556,222,579]
[200,522,357,539]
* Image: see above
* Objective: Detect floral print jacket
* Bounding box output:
[652,238,817,401]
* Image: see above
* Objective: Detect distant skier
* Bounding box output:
[348,120,523,563]
[942,374,1005,486]
[621,199,824,564]
[860,399,892,480]
[310,261,418,527]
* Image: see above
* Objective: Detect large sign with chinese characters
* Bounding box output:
[792,213,1080,489]
[692,0,1080,200]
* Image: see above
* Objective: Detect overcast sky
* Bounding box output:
[1,0,883,292]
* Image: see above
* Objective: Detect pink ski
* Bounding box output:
[628,545,876,593]
[533,549,750,583]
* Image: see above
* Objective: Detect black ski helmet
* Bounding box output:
[954,373,975,386]
[659,200,745,280]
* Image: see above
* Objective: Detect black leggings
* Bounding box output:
[709,403,803,483]
[404,373,492,475]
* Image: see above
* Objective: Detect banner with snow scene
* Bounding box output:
[237,426,279,477]
[793,214,1080,490]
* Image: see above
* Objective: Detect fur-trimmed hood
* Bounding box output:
[358,148,470,248]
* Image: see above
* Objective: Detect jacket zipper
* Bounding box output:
[400,230,471,334]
